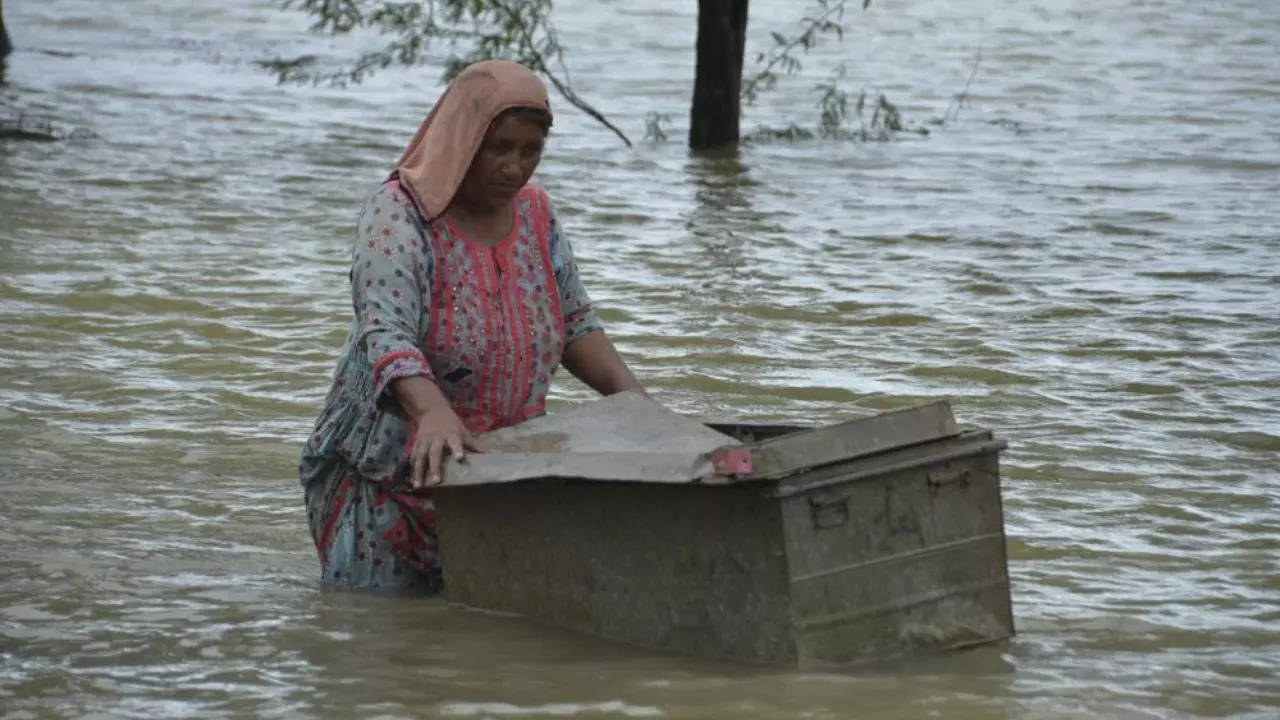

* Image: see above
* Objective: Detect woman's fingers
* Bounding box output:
[427,437,446,486]
[412,443,427,489]
[409,413,480,491]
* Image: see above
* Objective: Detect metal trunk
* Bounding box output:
[434,394,1013,666]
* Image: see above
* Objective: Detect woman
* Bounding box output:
[299,60,644,591]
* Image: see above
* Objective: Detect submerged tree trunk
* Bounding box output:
[1,0,12,59]
[689,0,748,150]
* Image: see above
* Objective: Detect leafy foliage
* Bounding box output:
[278,0,954,147]
[812,64,922,142]
[643,111,672,144]
[280,0,632,145]
[739,0,930,143]
[741,0,872,106]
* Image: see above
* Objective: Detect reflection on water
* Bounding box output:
[1,0,1278,717]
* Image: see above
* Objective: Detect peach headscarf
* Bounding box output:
[394,60,552,221]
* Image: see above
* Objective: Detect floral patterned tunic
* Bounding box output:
[299,180,601,590]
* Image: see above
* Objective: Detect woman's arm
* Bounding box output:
[543,194,644,397]
[561,329,645,397]
[354,184,476,487]
[390,375,481,488]
[352,186,434,401]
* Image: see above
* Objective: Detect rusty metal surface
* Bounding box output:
[435,401,1013,666]
[771,430,1007,498]
[446,396,965,489]
[435,480,797,664]
[443,391,742,486]
[779,441,1014,662]
[743,401,962,480]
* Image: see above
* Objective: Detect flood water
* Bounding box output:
[2,0,1278,717]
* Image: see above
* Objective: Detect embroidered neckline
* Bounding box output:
[441,191,523,252]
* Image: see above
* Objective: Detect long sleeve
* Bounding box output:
[351,185,436,399]
[546,200,603,346]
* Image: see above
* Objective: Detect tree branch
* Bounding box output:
[279,0,632,147]
[742,0,872,105]
[488,2,632,147]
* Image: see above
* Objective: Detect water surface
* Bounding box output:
[1,1,1278,717]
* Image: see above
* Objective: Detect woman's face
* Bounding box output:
[457,113,546,209]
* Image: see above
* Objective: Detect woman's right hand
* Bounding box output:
[409,406,485,489]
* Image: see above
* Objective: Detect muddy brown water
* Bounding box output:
[1,1,1277,717]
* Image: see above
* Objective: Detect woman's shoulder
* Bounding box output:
[364,179,418,214]
[357,179,433,242]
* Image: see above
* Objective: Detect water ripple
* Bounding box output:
[2,0,1279,718]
